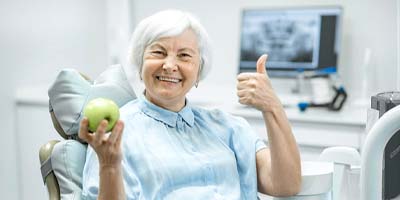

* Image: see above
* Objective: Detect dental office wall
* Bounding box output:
[0,0,397,200]
[0,0,109,199]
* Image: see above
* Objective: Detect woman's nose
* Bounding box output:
[162,56,178,71]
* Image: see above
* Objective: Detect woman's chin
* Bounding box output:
[152,90,181,100]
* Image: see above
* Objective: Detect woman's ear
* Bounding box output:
[195,65,201,88]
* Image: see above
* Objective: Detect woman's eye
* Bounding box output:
[179,53,192,58]
[151,51,165,56]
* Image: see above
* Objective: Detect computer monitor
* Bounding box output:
[239,6,342,77]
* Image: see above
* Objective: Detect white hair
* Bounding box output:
[124,10,212,94]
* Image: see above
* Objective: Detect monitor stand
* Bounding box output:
[271,77,312,107]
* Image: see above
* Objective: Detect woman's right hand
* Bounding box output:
[79,118,125,168]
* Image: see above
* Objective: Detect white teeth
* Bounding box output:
[158,76,180,83]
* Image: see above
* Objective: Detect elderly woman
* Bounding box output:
[79,10,301,200]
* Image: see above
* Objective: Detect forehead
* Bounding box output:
[149,29,199,51]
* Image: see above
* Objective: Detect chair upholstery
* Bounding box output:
[40,140,87,200]
[40,64,136,200]
[39,140,61,200]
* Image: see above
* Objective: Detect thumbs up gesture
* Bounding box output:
[237,54,281,112]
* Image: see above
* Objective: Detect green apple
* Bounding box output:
[83,98,120,132]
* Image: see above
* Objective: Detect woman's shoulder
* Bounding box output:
[119,98,141,118]
[191,105,225,117]
[191,105,247,126]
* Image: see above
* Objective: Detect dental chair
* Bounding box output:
[39,64,136,200]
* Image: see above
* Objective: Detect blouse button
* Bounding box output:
[177,116,184,130]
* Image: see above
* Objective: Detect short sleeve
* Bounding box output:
[256,138,268,152]
[206,109,267,199]
[81,147,100,200]
[229,116,267,186]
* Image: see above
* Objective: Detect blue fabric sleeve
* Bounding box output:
[209,109,267,199]
[81,147,99,200]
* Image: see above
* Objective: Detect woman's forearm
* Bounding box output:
[262,107,301,194]
[98,164,125,200]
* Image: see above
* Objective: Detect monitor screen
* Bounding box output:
[239,7,342,77]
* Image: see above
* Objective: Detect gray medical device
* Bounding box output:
[371,91,400,199]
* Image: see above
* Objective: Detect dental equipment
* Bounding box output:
[361,91,400,200]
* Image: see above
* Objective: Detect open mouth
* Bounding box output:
[156,76,182,83]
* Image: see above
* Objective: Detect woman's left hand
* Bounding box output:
[236,54,281,113]
[238,54,302,195]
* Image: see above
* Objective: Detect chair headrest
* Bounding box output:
[48,64,136,138]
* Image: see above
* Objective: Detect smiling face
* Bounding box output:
[142,29,201,112]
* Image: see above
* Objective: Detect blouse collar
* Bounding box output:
[138,96,194,128]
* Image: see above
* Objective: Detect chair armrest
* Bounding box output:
[39,140,61,200]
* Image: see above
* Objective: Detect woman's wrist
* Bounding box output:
[261,99,283,115]
[100,163,122,173]
[98,162,125,200]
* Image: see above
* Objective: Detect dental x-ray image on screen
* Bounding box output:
[239,7,342,77]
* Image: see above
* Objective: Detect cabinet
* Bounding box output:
[229,105,367,161]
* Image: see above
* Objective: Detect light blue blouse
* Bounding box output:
[82,96,267,200]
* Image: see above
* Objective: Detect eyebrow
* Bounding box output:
[179,48,197,54]
[148,43,198,54]
[147,43,166,51]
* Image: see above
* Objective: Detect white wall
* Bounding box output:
[0,1,18,198]
[131,0,398,102]
[0,0,108,199]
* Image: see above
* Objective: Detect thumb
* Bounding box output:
[256,54,268,74]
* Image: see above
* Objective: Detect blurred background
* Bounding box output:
[0,0,398,199]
